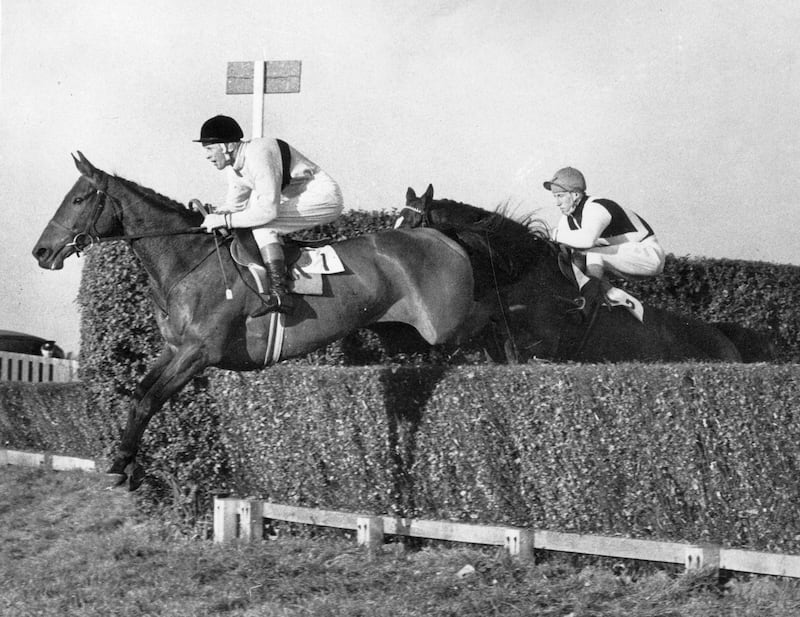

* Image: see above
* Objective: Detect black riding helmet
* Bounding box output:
[193,115,244,144]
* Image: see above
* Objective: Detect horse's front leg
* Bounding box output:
[108,343,208,490]
[107,348,174,480]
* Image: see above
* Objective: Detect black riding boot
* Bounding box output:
[250,259,294,317]
[576,277,609,318]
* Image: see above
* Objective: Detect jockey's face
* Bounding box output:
[552,190,581,216]
[203,143,230,170]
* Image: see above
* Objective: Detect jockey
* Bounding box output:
[544,166,666,310]
[193,115,344,316]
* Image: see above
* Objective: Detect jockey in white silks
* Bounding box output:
[193,115,343,316]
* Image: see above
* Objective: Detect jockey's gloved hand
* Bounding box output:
[187,199,215,214]
[201,213,227,233]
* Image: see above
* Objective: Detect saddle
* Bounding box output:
[227,230,346,368]
[229,230,345,296]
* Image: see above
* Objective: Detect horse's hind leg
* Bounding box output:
[108,343,208,490]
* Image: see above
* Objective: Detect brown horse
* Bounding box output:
[32,154,477,489]
[399,185,760,363]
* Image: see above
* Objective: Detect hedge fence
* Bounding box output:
[4,364,800,553]
[3,208,800,550]
[76,209,800,366]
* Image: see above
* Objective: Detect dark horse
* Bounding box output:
[32,154,479,489]
[399,185,770,364]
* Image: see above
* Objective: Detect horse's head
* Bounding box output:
[33,152,122,270]
[394,184,435,229]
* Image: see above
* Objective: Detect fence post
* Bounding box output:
[239,499,264,542]
[357,516,384,555]
[504,528,534,561]
[0,351,79,383]
[685,543,720,574]
[214,497,240,543]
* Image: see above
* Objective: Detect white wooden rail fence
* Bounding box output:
[4,447,800,579]
[0,351,79,383]
[0,448,96,471]
[214,497,800,578]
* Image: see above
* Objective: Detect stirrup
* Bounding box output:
[567,296,588,314]
[276,293,295,315]
[250,293,293,317]
[250,294,281,318]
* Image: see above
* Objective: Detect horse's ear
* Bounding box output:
[405,187,417,204]
[72,151,105,188]
[72,151,92,175]
[423,184,434,203]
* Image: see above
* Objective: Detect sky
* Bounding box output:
[1,0,799,355]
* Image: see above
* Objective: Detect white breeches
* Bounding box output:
[581,236,666,279]
[252,171,344,246]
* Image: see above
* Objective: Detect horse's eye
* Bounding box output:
[73,197,84,205]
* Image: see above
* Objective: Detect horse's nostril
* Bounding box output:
[33,245,50,261]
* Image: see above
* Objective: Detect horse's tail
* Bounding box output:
[712,321,778,363]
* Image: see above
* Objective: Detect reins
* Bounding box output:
[97,227,208,243]
[483,228,517,360]
[71,227,208,254]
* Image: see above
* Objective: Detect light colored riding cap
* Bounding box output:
[543,167,586,193]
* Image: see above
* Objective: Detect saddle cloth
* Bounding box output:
[230,232,345,296]
[287,245,345,295]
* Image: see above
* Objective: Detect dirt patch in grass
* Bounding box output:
[3,465,800,616]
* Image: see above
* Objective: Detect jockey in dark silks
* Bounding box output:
[545,166,666,319]
[193,115,343,316]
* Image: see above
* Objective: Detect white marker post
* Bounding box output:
[226,60,302,138]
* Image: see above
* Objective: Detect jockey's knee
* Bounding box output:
[252,227,281,247]
[584,260,606,280]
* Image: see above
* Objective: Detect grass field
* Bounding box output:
[3,466,800,616]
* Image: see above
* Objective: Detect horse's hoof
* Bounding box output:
[128,463,146,492]
[105,472,128,489]
[107,458,129,475]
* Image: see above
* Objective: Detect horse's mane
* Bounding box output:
[426,198,557,286]
[111,173,193,215]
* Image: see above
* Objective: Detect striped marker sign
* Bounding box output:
[226,60,302,137]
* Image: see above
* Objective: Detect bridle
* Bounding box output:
[51,186,113,255]
[393,203,431,229]
[51,184,205,257]
[47,176,235,304]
